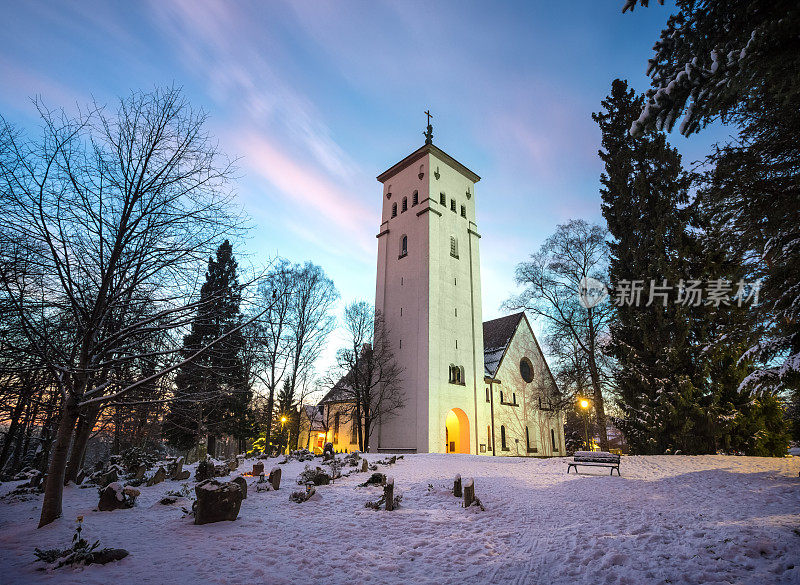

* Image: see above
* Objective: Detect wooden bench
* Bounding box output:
[566,451,621,476]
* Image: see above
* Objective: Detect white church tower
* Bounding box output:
[374,116,490,454]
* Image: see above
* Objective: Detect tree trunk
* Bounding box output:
[0,395,26,473]
[38,399,79,528]
[64,405,101,484]
[207,434,217,459]
[587,355,610,451]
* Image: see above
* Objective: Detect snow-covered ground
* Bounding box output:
[1,454,798,585]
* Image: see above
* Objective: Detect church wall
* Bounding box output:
[490,318,565,456]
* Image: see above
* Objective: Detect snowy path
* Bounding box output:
[0,454,798,584]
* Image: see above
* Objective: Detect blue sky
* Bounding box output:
[0,1,730,371]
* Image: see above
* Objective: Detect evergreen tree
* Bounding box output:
[594,79,702,454]
[163,240,250,456]
[624,0,798,448]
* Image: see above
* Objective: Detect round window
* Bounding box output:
[519,358,534,383]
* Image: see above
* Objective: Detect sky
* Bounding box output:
[0,0,731,380]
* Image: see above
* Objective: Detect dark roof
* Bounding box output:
[483,312,524,378]
[376,143,481,184]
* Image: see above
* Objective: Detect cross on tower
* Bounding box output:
[423,109,434,145]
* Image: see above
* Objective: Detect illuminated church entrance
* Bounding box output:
[445,408,470,454]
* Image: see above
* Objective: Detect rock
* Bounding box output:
[133,464,147,481]
[159,496,177,505]
[231,476,247,499]
[174,470,190,480]
[252,462,264,476]
[268,467,281,490]
[90,548,129,565]
[147,466,166,486]
[193,479,243,525]
[98,482,137,511]
[453,474,462,498]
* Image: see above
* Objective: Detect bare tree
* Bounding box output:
[284,262,338,416]
[505,219,614,451]
[0,87,259,526]
[327,302,404,452]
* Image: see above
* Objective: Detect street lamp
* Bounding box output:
[279,416,288,455]
[579,398,591,451]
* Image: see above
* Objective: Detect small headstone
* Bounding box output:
[252,462,264,476]
[360,459,368,473]
[134,464,147,481]
[174,470,190,480]
[194,479,244,524]
[147,466,166,486]
[231,476,247,499]
[463,477,475,508]
[384,477,395,511]
[453,474,462,498]
[98,482,137,511]
[268,467,281,491]
[169,457,184,480]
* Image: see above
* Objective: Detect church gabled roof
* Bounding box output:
[376,143,481,184]
[483,312,525,378]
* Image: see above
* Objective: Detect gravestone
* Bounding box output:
[252,462,265,476]
[194,479,244,524]
[463,478,475,508]
[268,467,281,490]
[360,459,368,473]
[169,457,184,480]
[453,474,462,498]
[147,466,166,486]
[98,483,139,511]
[231,476,247,499]
[384,477,395,511]
[134,464,147,481]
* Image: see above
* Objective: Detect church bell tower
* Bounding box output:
[373,116,488,454]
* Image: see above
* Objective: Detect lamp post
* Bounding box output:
[579,398,590,451]
[279,416,287,455]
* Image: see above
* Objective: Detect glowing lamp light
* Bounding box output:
[281,416,287,423]
[580,399,589,409]
[318,433,326,439]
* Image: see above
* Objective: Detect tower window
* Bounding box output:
[526,427,537,453]
[485,387,490,402]
[454,307,457,317]
[402,197,408,212]
[399,235,408,258]
[450,236,458,258]
[440,192,446,205]
[412,190,418,206]
[460,204,466,218]
[400,307,403,316]
[450,199,456,212]
[449,365,465,385]
[551,429,558,452]
[501,426,508,451]
[391,203,397,218]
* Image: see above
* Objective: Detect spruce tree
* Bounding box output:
[163,240,249,456]
[594,79,701,454]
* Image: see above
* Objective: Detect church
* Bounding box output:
[299,122,565,456]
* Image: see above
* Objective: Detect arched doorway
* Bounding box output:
[445,408,470,454]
